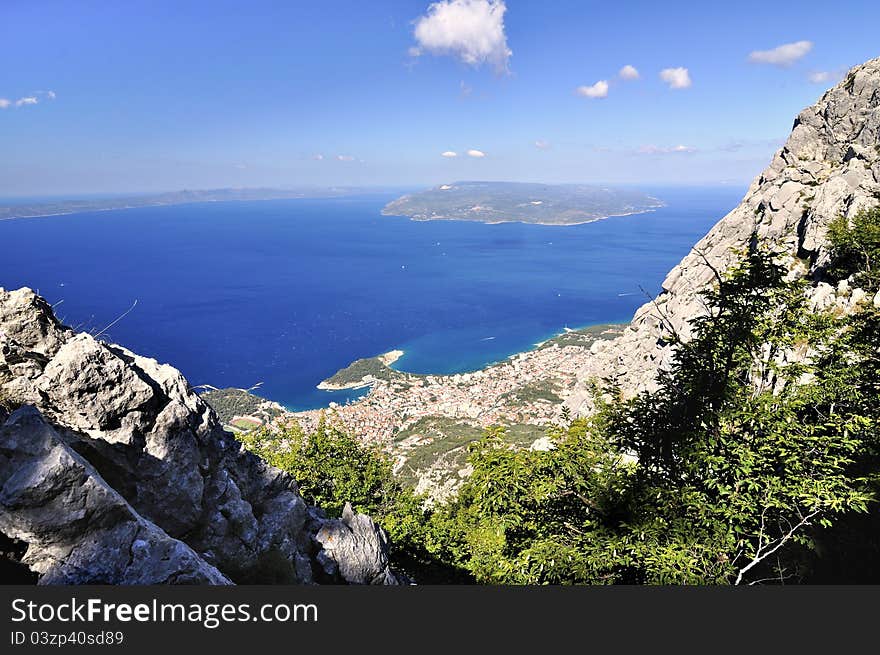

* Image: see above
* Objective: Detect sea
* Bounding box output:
[0,186,745,410]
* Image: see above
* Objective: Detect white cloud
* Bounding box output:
[659,67,691,89]
[534,139,550,150]
[748,40,813,66]
[411,0,512,73]
[313,153,324,160]
[639,144,697,155]
[467,149,485,158]
[2,90,57,110]
[576,80,609,98]
[441,150,458,157]
[619,64,639,80]
[336,155,355,161]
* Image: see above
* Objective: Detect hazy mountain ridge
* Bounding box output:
[0,187,389,222]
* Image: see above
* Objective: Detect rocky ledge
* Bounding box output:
[0,287,403,585]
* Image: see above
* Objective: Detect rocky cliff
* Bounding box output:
[565,57,880,415]
[0,288,402,584]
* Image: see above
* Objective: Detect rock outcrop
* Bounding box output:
[0,407,230,584]
[565,57,880,415]
[0,288,401,585]
[314,503,403,585]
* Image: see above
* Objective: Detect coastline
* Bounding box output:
[314,322,626,397]
[0,187,397,223]
[316,349,407,391]
[381,204,665,227]
[284,319,630,498]
[0,197,306,223]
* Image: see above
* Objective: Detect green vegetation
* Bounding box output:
[392,417,482,486]
[241,208,880,584]
[201,387,284,425]
[321,356,405,389]
[826,206,880,292]
[498,378,562,404]
[390,417,543,488]
[238,416,402,519]
[382,181,663,225]
[409,233,880,584]
[393,416,481,444]
[230,418,262,431]
[237,417,461,581]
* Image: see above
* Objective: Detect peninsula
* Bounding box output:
[317,350,405,390]
[382,181,664,225]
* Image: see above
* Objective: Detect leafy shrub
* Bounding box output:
[238,415,398,518]
[412,238,880,584]
[826,206,880,291]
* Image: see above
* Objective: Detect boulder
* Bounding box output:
[314,503,402,585]
[0,407,230,584]
[0,289,403,585]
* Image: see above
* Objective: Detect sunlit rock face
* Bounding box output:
[0,287,400,585]
[564,57,880,416]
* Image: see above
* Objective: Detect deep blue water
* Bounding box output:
[0,187,744,410]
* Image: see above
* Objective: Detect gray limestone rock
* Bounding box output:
[0,406,230,585]
[313,503,402,585]
[0,288,402,585]
[563,57,880,416]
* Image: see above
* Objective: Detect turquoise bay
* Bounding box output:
[0,187,743,410]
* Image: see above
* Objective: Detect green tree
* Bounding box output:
[237,414,466,581]
[418,235,879,584]
[238,413,398,518]
[826,206,880,291]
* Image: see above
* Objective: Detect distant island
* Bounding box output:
[381,181,664,225]
[0,186,386,222]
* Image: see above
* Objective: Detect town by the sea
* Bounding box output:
[0,186,744,410]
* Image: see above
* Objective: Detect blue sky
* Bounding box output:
[2,0,878,195]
